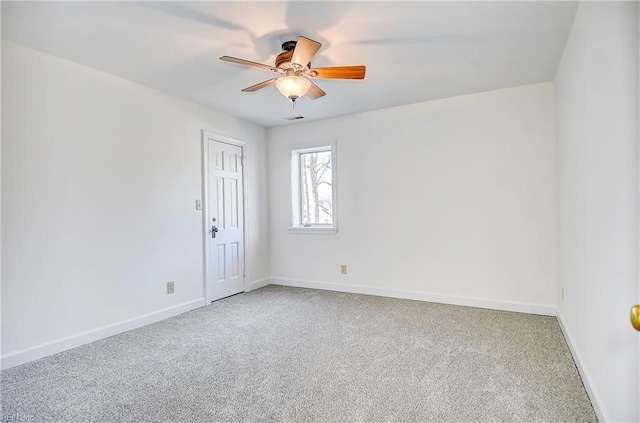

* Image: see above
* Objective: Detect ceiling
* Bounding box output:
[2,1,577,127]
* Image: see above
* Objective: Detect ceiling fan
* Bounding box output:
[220,36,366,106]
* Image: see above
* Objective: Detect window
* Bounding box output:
[290,142,337,234]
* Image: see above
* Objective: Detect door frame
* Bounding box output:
[201,130,247,303]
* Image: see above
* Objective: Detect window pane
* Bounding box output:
[299,150,332,226]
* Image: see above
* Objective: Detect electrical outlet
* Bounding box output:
[561,288,564,303]
[167,281,175,294]
[340,265,347,275]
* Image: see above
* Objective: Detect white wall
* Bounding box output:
[0,15,4,362]
[1,42,270,363]
[268,82,557,314]
[555,2,639,422]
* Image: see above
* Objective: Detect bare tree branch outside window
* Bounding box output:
[300,151,332,225]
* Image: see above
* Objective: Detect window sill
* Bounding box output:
[288,227,338,235]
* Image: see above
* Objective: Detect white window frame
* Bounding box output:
[289,140,338,234]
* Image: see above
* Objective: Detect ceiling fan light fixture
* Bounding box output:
[221,36,365,103]
[275,76,311,101]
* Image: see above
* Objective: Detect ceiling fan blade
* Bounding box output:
[307,81,326,100]
[241,78,277,92]
[311,66,366,80]
[291,36,322,68]
[220,56,278,72]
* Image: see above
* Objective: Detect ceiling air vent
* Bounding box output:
[285,116,304,121]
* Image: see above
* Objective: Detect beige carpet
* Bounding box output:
[1,285,596,422]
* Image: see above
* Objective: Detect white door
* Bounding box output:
[207,138,245,302]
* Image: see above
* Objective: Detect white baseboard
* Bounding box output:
[270,278,556,316]
[556,313,607,423]
[247,278,271,291]
[1,298,206,371]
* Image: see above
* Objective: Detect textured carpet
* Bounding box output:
[2,285,596,422]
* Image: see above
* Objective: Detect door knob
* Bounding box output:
[631,305,640,331]
[211,225,219,239]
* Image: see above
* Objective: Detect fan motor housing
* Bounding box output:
[275,41,311,70]
[275,50,293,69]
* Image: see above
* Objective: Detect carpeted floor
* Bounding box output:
[2,285,596,422]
